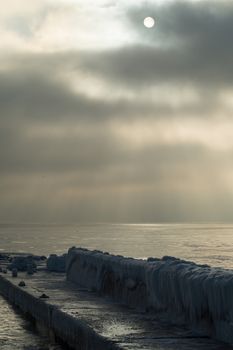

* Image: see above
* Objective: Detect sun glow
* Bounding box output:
[143,17,155,28]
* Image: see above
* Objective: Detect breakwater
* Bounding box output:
[0,249,233,349]
[67,247,233,345]
[0,272,118,350]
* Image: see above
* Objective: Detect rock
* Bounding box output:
[18,281,26,287]
[39,293,49,299]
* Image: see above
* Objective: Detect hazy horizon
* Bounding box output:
[1,0,233,223]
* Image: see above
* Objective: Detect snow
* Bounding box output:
[67,247,233,344]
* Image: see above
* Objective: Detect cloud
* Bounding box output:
[78,1,233,89]
[1,0,233,222]
[0,52,229,128]
[0,63,156,123]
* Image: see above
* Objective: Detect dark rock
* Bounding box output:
[39,293,49,299]
[18,281,26,287]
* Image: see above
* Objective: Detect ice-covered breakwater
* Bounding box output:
[0,269,119,350]
[67,247,233,345]
[47,253,67,272]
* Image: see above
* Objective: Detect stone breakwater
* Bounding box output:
[67,247,233,345]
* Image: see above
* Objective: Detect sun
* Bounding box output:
[143,17,155,29]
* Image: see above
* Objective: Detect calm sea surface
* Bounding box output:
[1,223,233,267]
[1,222,233,349]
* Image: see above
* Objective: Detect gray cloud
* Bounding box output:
[0,69,132,122]
[1,136,231,222]
[79,1,233,89]
[1,0,233,222]
[0,53,226,128]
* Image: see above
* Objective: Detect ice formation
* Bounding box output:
[67,247,233,344]
[9,256,37,272]
[47,254,67,272]
[0,275,120,350]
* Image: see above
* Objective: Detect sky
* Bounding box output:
[1,0,233,223]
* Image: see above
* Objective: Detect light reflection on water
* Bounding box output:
[0,223,232,268]
[1,223,233,349]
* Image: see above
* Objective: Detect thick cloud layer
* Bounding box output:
[1,0,233,222]
[82,1,233,88]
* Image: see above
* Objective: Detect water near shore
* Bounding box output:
[1,222,233,349]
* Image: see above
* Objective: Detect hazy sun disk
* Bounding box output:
[144,17,155,28]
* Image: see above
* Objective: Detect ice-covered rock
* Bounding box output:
[0,254,9,261]
[8,256,37,272]
[66,247,233,344]
[47,254,67,272]
[12,268,18,277]
[18,280,26,287]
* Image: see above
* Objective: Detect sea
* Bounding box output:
[1,222,233,349]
